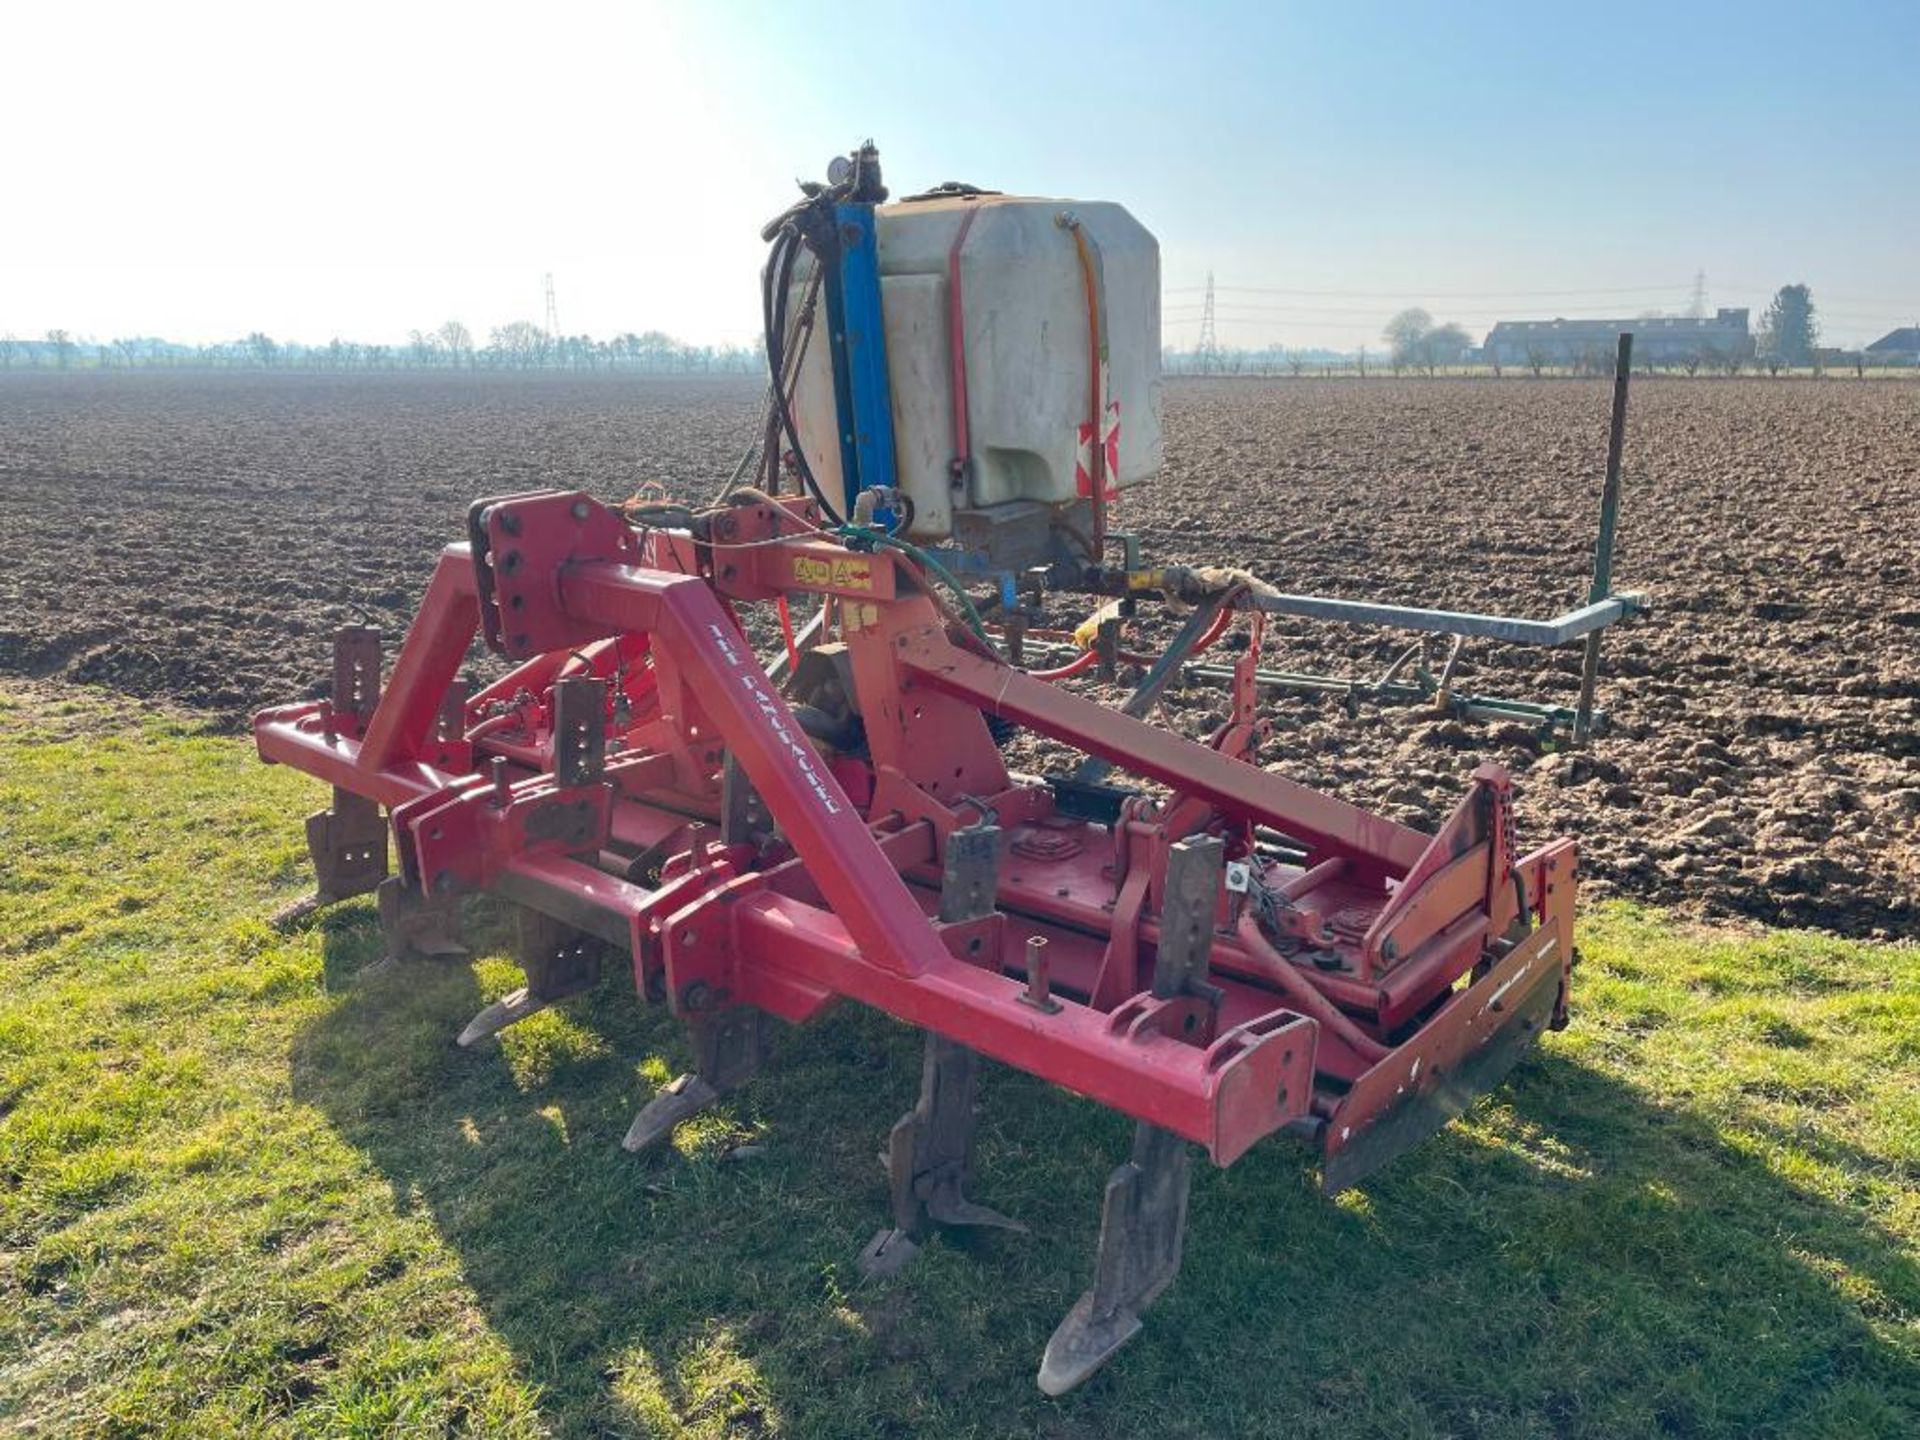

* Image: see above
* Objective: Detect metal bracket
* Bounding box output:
[1153,836,1228,1035]
[552,676,607,787]
[435,676,470,743]
[330,625,382,727]
[937,823,1003,923]
[720,753,773,848]
[1038,1121,1192,1395]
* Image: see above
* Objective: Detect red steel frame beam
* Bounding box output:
[897,627,1426,873]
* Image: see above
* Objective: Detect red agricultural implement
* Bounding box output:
[257,147,1617,1392]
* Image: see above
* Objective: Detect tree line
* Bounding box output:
[1167,285,1893,378]
[0,324,766,374]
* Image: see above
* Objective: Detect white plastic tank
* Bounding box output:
[788,193,1162,546]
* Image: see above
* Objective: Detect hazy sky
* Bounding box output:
[7,0,1917,351]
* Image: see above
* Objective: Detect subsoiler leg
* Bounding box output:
[273,627,388,927]
[456,905,602,1046]
[622,1006,768,1153]
[307,787,388,901]
[1037,1122,1193,1396]
[375,875,466,962]
[858,1033,1026,1278]
[859,822,1022,1276]
[274,786,389,928]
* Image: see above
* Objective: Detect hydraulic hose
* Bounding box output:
[762,225,846,526]
[1235,912,1390,1065]
[1026,649,1102,682]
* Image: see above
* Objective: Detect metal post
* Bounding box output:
[1573,332,1631,746]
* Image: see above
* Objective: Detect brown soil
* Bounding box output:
[1,371,1913,936]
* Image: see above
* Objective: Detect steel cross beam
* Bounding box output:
[896,626,1427,872]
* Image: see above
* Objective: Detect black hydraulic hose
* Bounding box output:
[762,225,845,526]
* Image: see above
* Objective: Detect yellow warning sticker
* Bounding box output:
[792,553,875,593]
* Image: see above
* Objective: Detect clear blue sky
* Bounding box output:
[7,0,1916,350]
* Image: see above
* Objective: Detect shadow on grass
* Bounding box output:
[290,914,1920,1440]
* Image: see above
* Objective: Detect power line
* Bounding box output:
[1163,282,1695,300]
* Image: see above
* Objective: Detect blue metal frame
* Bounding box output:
[826,203,900,516]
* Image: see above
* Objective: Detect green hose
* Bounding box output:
[836,525,992,643]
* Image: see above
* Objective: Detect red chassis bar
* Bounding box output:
[256,490,1576,1178]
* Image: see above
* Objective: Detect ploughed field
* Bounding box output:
[1,372,1913,937]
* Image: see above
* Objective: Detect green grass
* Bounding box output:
[1,680,1916,1438]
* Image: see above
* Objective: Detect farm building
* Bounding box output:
[1484,308,1753,366]
[1865,326,1920,364]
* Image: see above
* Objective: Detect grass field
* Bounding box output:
[2,679,1916,1439]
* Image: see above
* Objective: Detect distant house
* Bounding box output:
[1484,308,1754,366]
[1865,327,1920,364]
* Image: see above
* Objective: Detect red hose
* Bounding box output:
[1117,599,1235,667]
[1021,594,1238,683]
[1235,912,1390,1064]
[1025,648,1102,682]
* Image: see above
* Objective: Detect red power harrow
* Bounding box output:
[257,487,1576,1393]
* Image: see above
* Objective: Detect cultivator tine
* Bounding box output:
[1034,837,1220,1391]
[860,824,1021,1277]
[622,1006,768,1152]
[272,786,388,930]
[456,904,602,1046]
[374,876,466,961]
[1038,1122,1192,1396]
[272,628,390,927]
[859,1033,1026,1277]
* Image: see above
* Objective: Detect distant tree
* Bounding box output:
[1524,344,1549,378]
[1417,322,1471,376]
[245,332,278,367]
[1382,307,1433,370]
[1682,349,1703,377]
[45,329,75,369]
[1760,284,1817,367]
[0,334,18,369]
[489,321,548,368]
[1285,349,1307,377]
[1356,344,1368,378]
[437,320,473,367]
[407,329,439,367]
